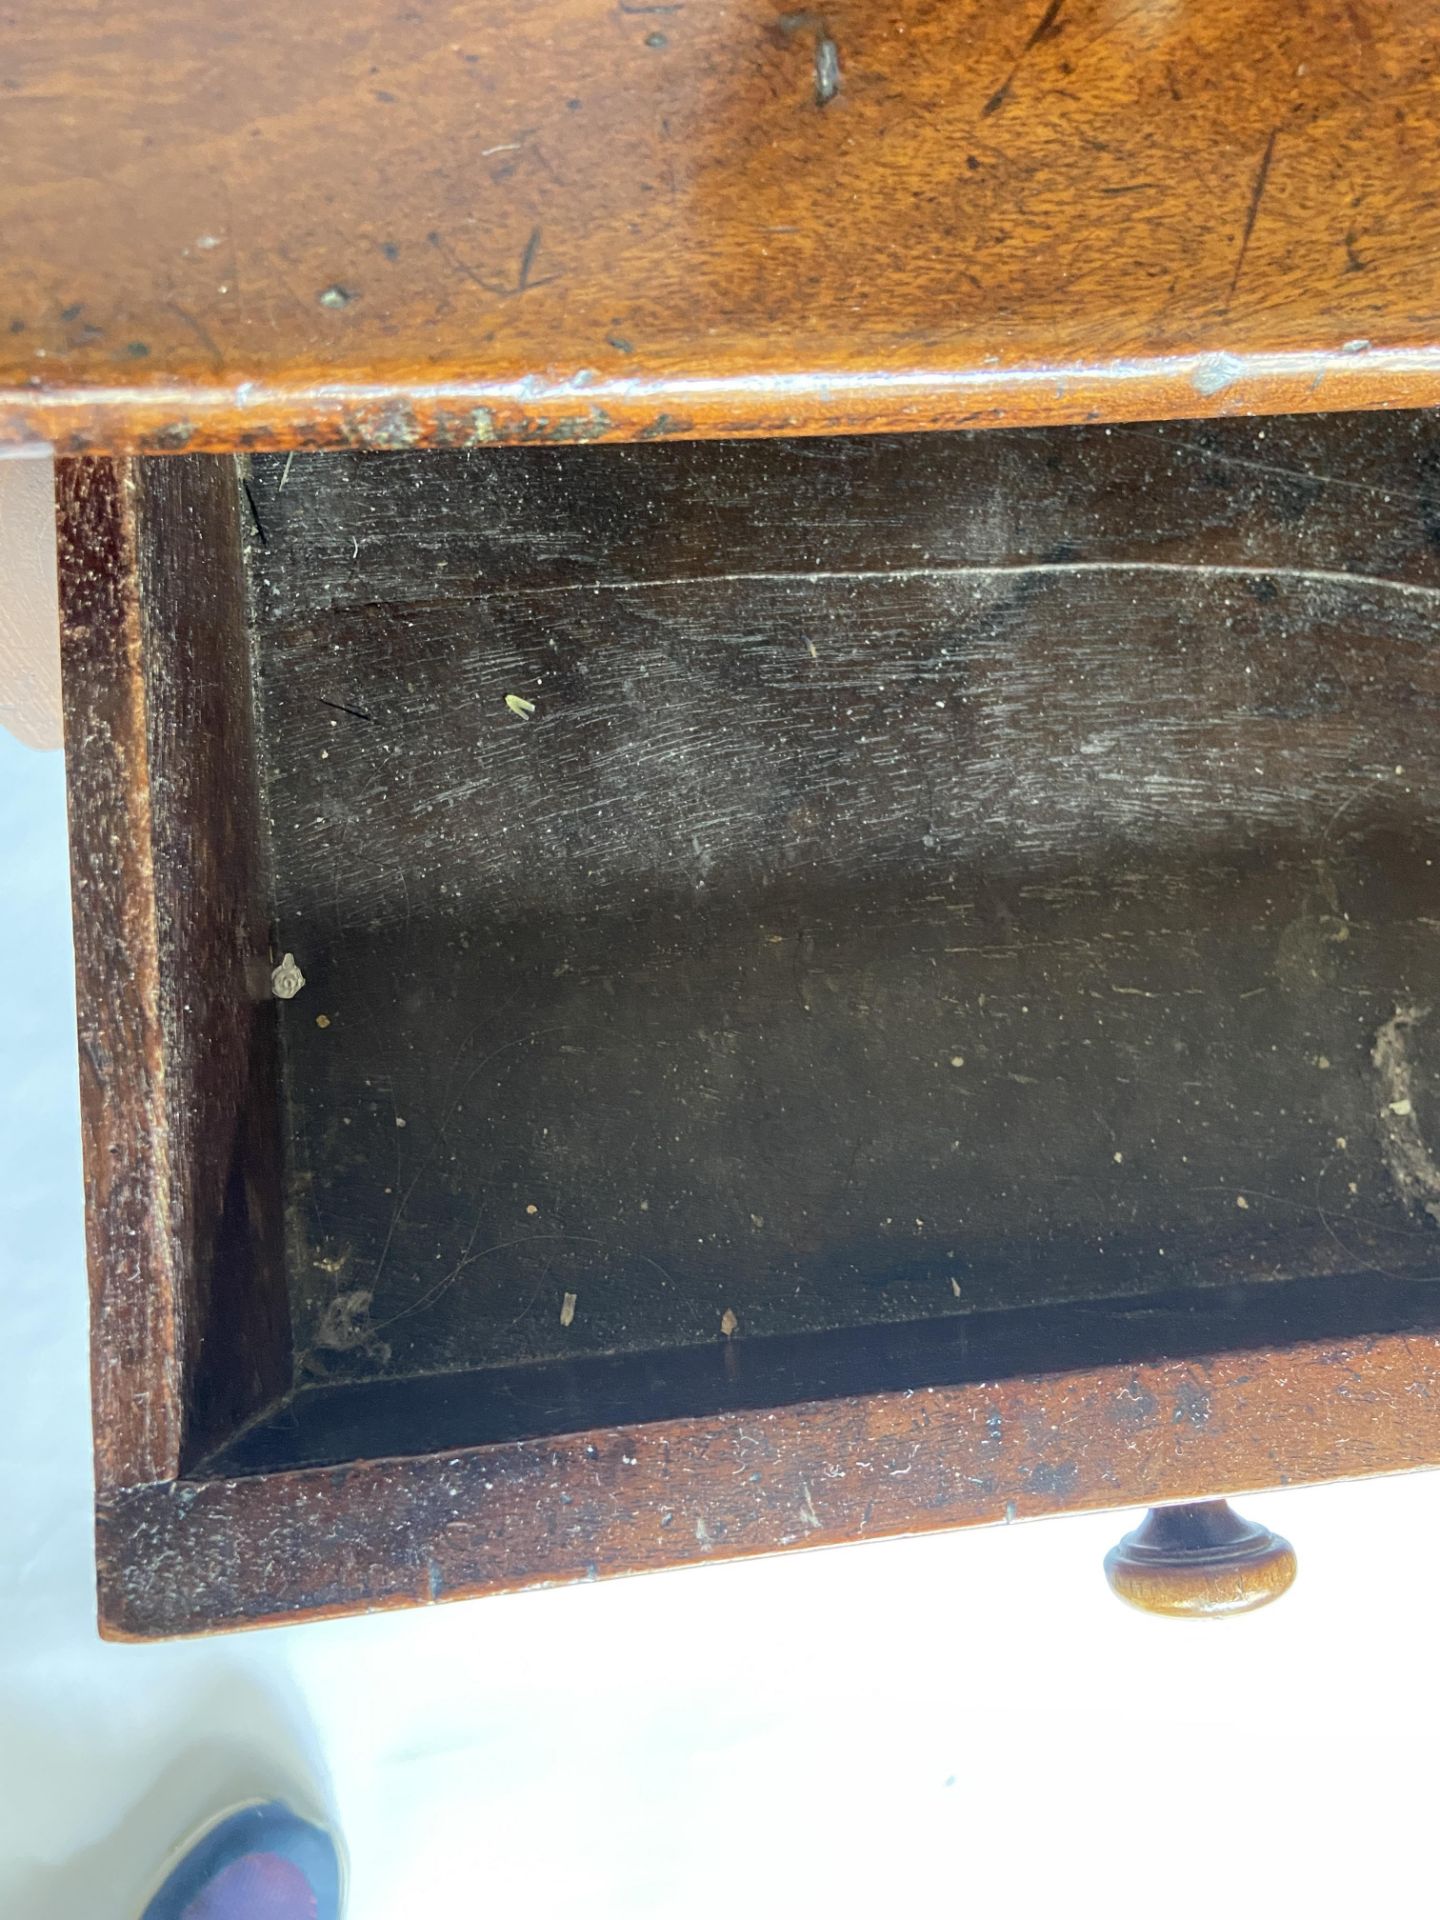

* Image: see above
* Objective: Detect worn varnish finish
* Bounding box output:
[100,1329,1435,1638]
[62,415,1440,1636]
[59,458,289,1490]
[249,417,1440,1383]
[8,1,1440,453]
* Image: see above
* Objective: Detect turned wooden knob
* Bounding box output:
[1104,1500,1296,1618]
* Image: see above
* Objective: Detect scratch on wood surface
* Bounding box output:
[1227,128,1279,306]
[241,480,268,547]
[426,228,510,299]
[1148,432,1432,510]
[488,559,1440,606]
[246,425,1440,1387]
[983,0,1065,115]
[517,226,543,293]
[164,299,224,368]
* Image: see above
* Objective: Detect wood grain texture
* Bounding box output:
[7,0,1440,453]
[59,459,179,1487]
[98,1322,1437,1637]
[59,455,290,1487]
[1103,1499,1298,1617]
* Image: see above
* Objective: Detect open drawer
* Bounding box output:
[61,412,1440,1636]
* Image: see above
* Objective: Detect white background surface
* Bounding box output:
[3,459,1438,1920]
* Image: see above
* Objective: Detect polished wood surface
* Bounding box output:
[7,0,1440,453]
[1104,1500,1297,1618]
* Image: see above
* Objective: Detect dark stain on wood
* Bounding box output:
[238,415,1440,1381]
[60,407,1440,1636]
[203,1270,1440,1475]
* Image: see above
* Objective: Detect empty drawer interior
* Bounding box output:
[112,414,1440,1473]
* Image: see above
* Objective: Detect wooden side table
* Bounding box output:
[6,0,1440,1635]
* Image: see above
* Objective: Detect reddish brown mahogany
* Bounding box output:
[59,427,1440,1637]
[7,0,1440,453]
[1104,1501,1299,1619]
[34,0,1440,1630]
